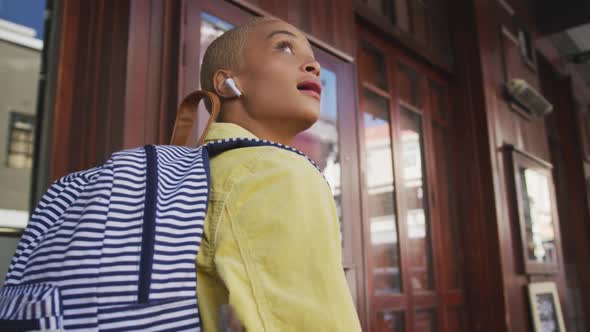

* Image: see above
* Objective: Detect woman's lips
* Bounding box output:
[299,89,321,100]
[297,80,322,101]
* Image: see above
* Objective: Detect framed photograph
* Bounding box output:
[504,145,560,274]
[528,282,566,332]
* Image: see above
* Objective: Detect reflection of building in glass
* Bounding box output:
[401,129,425,240]
[199,12,234,67]
[523,168,557,263]
[293,67,342,227]
[363,105,434,292]
[364,126,428,243]
[295,67,340,190]
[0,18,42,228]
[363,103,400,293]
[6,112,35,169]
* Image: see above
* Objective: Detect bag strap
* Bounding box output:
[170,90,220,147]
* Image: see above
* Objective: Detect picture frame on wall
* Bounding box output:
[503,145,561,274]
[528,282,566,332]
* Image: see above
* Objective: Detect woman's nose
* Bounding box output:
[303,60,321,76]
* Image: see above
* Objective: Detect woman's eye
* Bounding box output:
[277,42,294,54]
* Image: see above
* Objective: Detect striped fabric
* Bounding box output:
[0,138,319,332]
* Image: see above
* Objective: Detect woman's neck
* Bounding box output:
[220,107,298,146]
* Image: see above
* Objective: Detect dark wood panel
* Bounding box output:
[540,54,590,327]
[51,0,81,180]
[452,0,573,331]
[353,0,453,74]
[50,0,181,180]
[445,0,509,330]
[125,0,181,147]
[51,0,132,180]
[228,0,355,59]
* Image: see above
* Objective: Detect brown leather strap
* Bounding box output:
[169,90,221,146]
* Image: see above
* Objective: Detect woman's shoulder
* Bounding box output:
[211,145,324,192]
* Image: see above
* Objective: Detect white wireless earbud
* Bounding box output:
[224,78,242,97]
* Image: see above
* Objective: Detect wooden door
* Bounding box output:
[357,23,466,331]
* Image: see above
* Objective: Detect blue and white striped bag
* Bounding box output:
[0,138,317,332]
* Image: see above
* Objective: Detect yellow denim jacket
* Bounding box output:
[196,123,361,331]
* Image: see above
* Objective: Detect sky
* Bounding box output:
[0,0,46,39]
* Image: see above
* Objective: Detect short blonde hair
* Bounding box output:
[199,16,277,94]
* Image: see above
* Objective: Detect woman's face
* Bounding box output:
[236,20,322,136]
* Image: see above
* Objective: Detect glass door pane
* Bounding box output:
[362,88,402,294]
[0,3,46,286]
[399,107,434,291]
[199,12,234,66]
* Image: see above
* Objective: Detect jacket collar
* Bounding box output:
[204,123,259,143]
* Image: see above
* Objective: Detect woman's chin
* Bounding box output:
[297,108,321,130]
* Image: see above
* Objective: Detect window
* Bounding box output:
[6,112,35,169]
[0,2,45,283]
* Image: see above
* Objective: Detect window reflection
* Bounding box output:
[0,3,45,285]
[400,108,434,291]
[7,112,35,169]
[376,310,404,332]
[199,12,234,67]
[293,67,342,232]
[362,88,402,294]
[0,15,43,228]
[520,168,557,264]
[294,67,342,222]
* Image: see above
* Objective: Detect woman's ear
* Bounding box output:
[213,70,242,98]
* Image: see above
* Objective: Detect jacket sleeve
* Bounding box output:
[212,150,361,332]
